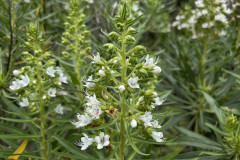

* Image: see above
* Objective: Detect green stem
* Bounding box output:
[119,30,127,160]
[199,38,209,87]
[36,61,48,160]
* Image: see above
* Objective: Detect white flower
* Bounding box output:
[138,112,153,127]
[172,21,180,27]
[92,52,101,63]
[48,88,57,97]
[58,74,68,84]
[152,66,161,74]
[131,118,137,128]
[42,95,47,100]
[9,74,30,90]
[98,70,105,77]
[75,133,94,150]
[9,80,22,90]
[192,34,197,39]
[86,105,103,119]
[215,14,228,24]
[13,70,20,76]
[224,8,232,14]
[151,120,161,128]
[95,132,110,149]
[33,80,36,84]
[151,131,164,142]
[84,75,95,88]
[19,74,30,87]
[152,92,158,97]
[195,0,204,8]
[220,30,227,36]
[133,4,139,11]
[118,85,125,92]
[201,9,208,15]
[144,55,158,67]
[46,67,56,77]
[86,0,94,3]
[19,98,29,107]
[188,16,196,24]
[128,76,140,88]
[202,23,208,28]
[151,97,165,109]
[113,60,118,64]
[85,94,102,108]
[54,104,64,114]
[24,0,30,3]
[72,113,92,128]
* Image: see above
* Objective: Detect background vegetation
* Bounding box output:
[0,0,240,159]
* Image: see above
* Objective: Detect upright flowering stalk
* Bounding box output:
[62,0,91,102]
[9,24,68,159]
[72,2,166,159]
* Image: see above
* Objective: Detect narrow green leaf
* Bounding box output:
[0,134,41,139]
[125,123,149,156]
[53,135,97,160]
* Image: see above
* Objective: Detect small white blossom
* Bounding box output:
[144,55,158,67]
[152,66,161,74]
[95,132,110,149]
[224,8,232,14]
[13,70,20,76]
[152,92,158,97]
[195,0,204,8]
[92,52,101,63]
[46,67,56,77]
[133,4,139,11]
[151,120,161,129]
[118,85,125,92]
[84,75,95,88]
[48,88,57,97]
[9,74,30,90]
[32,80,36,84]
[85,94,102,108]
[58,73,68,84]
[202,9,208,15]
[138,112,153,127]
[19,74,30,87]
[98,70,105,77]
[24,0,30,3]
[42,95,47,100]
[131,118,137,128]
[19,98,29,107]
[202,23,208,28]
[86,105,103,119]
[113,60,118,64]
[9,80,22,90]
[151,97,165,109]
[220,30,227,36]
[151,131,164,142]
[215,13,228,24]
[128,76,140,88]
[72,113,92,128]
[54,104,64,114]
[75,133,94,150]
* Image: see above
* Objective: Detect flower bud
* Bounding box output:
[152,92,158,97]
[113,60,118,64]
[98,70,106,77]
[131,118,137,128]
[13,70,20,76]
[152,66,161,74]
[118,85,125,92]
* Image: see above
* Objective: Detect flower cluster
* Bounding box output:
[72,2,166,153]
[75,132,110,150]
[9,24,68,112]
[172,0,239,39]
